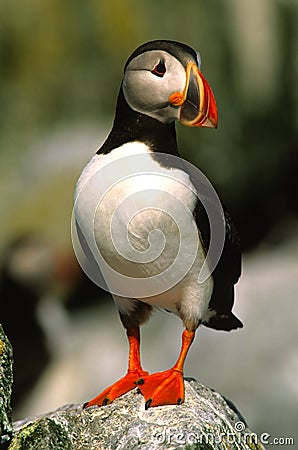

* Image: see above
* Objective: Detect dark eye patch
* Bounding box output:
[151,60,166,77]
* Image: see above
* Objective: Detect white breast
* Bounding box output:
[74,141,213,321]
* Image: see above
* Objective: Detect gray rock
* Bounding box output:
[0,324,13,447]
[10,380,265,450]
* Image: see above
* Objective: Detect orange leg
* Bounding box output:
[137,329,195,409]
[83,327,148,408]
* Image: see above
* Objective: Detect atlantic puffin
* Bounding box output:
[74,40,242,409]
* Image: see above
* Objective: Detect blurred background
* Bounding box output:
[0,0,297,447]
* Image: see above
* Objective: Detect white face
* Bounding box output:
[122,50,187,124]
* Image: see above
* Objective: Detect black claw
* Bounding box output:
[177,398,183,405]
[102,397,109,406]
[136,378,144,385]
[136,387,142,394]
[145,398,152,410]
[82,401,89,410]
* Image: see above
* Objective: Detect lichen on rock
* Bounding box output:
[0,324,13,448]
[9,418,72,450]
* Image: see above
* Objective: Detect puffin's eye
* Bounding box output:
[151,60,166,77]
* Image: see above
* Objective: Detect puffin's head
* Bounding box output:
[122,40,218,128]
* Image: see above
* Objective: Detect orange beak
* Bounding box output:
[169,62,218,128]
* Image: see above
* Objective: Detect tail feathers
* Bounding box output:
[203,312,243,331]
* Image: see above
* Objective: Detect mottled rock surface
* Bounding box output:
[10,380,265,449]
[0,324,13,447]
